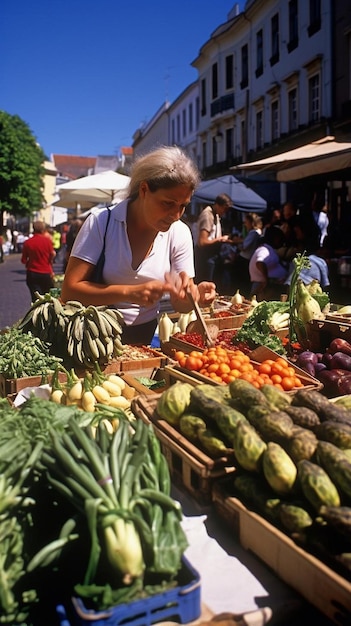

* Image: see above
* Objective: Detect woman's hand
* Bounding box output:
[133,280,170,307]
[197,281,216,307]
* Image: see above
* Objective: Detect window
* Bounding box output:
[225,55,234,89]
[240,119,246,158]
[256,110,263,149]
[195,97,200,128]
[240,44,249,89]
[309,74,320,122]
[189,103,193,133]
[202,141,207,169]
[176,114,180,143]
[271,100,279,141]
[171,119,175,144]
[212,63,218,100]
[225,128,233,159]
[308,0,321,36]
[256,29,263,78]
[201,79,206,116]
[288,88,298,131]
[182,109,186,138]
[270,13,279,66]
[212,136,218,164]
[288,0,298,52]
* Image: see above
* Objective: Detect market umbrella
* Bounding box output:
[56,170,130,206]
[231,136,351,182]
[192,174,267,213]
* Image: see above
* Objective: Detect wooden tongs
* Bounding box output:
[186,288,215,347]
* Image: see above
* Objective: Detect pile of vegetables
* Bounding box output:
[0,328,62,379]
[296,337,351,398]
[0,397,188,625]
[155,379,351,581]
[233,300,290,354]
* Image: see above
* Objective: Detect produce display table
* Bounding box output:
[172,484,335,626]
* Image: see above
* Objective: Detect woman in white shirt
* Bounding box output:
[61,146,216,345]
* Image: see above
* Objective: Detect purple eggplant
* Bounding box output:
[329,351,351,371]
[295,351,318,376]
[328,338,351,356]
[316,368,351,397]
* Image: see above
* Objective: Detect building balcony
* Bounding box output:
[210,93,235,118]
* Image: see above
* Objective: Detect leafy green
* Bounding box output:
[232,301,287,354]
[311,292,330,310]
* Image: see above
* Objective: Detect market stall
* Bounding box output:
[1,273,351,626]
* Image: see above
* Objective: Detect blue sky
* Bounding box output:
[1,0,245,158]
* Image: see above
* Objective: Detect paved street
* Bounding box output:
[0,252,65,330]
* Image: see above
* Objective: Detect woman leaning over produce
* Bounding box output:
[61,146,216,345]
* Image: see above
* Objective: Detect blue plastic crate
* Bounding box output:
[57,555,201,626]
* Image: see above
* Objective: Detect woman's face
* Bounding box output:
[139,182,193,232]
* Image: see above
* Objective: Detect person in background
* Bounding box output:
[0,232,4,263]
[231,212,263,297]
[61,145,216,345]
[249,225,288,301]
[262,206,282,235]
[194,193,232,286]
[52,229,62,263]
[279,201,302,261]
[21,221,55,302]
[63,219,83,272]
[285,219,330,291]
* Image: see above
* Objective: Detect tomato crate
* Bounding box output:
[212,479,351,626]
[132,394,236,506]
[57,555,201,626]
[162,346,323,394]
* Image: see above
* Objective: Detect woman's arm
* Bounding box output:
[61,256,172,308]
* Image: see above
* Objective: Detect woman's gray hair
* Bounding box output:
[128,145,201,201]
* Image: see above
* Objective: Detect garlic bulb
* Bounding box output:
[158,313,174,342]
[231,289,243,304]
[178,313,190,333]
[250,295,258,307]
[187,309,197,324]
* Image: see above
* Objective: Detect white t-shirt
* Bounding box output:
[249,244,288,283]
[196,205,222,242]
[71,201,195,326]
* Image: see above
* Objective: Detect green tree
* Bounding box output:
[0,111,46,225]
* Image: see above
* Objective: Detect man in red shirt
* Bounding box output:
[21,221,55,302]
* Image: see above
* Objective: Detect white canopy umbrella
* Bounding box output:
[56,170,130,206]
[231,136,351,182]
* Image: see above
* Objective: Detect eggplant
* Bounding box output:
[295,351,318,376]
[322,352,334,368]
[329,351,351,372]
[316,368,351,397]
[328,338,351,357]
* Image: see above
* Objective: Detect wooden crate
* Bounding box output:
[101,347,169,374]
[0,370,69,399]
[212,479,351,626]
[132,395,236,505]
[306,318,351,352]
[163,346,323,393]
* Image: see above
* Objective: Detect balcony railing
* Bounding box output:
[210,93,235,117]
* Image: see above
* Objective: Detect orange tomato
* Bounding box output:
[258,362,272,375]
[185,356,203,371]
[281,376,295,391]
[174,350,185,363]
[270,374,282,384]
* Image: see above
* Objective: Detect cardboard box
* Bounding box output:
[132,394,236,505]
[212,480,351,625]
